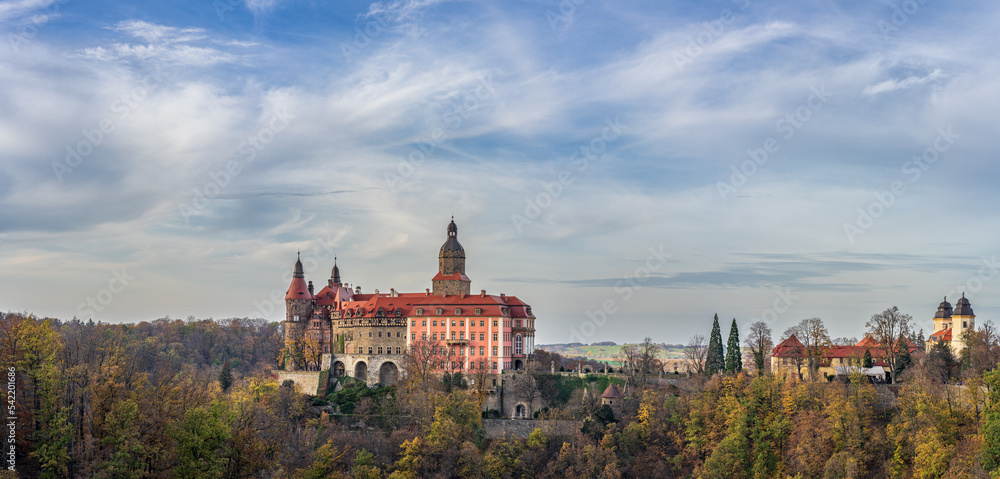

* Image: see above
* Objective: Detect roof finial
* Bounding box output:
[963,292,966,298]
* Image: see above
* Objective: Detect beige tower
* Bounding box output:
[951,293,975,355]
[432,218,471,295]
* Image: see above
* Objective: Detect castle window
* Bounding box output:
[416,308,423,315]
[368,347,372,355]
[479,320,484,326]
[459,320,464,327]
[422,320,427,326]
[451,332,456,339]
[452,320,456,327]
[379,331,383,337]
[441,347,446,355]
[515,334,523,355]
[493,346,498,355]
[436,308,443,315]
[357,347,362,354]
[432,333,437,340]
[397,332,401,337]
[470,362,475,369]
[395,347,400,354]
[964,321,968,328]
[422,333,427,340]
[433,320,437,327]
[493,333,498,341]
[493,320,498,327]
[480,346,484,355]
[412,333,416,340]
[459,332,464,340]
[293,315,300,321]
[480,333,485,341]
[516,320,521,327]
[475,308,482,315]
[324,345,329,353]
[411,320,416,326]
[378,347,383,354]
[526,307,532,316]
[368,332,372,337]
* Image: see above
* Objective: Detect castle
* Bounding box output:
[281,219,537,388]
[770,295,977,381]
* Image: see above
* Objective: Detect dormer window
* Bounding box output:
[475,308,482,315]
[455,308,462,315]
[416,308,423,315]
[436,308,443,315]
[526,307,532,316]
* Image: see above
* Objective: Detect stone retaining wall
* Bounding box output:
[483,419,582,439]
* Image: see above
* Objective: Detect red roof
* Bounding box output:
[285,277,313,300]
[432,271,471,282]
[929,328,952,342]
[771,335,805,357]
[324,291,533,319]
[601,384,623,399]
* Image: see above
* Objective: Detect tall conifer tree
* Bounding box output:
[725,318,742,373]
[706,314,725,376]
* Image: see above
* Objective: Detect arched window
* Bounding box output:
[515,334,523,355]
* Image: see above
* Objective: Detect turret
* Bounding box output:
[432,217,471,295]
[284,253,315,368]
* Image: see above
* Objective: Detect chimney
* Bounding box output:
[426,288,431,296]
[374,289,379,296]
[480,289,486,297]
[355,286,361,294]
[307,281,314,295]
[391,288,397,297]
[500,293,506,301]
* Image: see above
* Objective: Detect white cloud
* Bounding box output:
[366,0,449,23]
[863,69,942,96]
[0,0,55,23]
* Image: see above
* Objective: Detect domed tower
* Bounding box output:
[432,218,471,295]
[952,293,975,354]
[284,253,315,368]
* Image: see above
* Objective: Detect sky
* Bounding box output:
[2,0,1000,346]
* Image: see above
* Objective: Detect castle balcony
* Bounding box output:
[446,338,469,346]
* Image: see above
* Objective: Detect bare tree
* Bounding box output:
[403,337,444,391]
[512,373,541,418]
[683,334,708,376]
[866,306,912,383]
[744,322,773,375]
[962,320,1000,377]
[617,337,662,391]
[832,337,858,346]
[783,318,831,381]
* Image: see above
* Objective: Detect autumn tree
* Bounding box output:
[866,306,912,384]
[618,337,662,390]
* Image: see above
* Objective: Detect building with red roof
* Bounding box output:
[771,334,921,382]
[282,219,537,387]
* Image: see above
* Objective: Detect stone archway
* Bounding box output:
[514,359,523,371]
[333,361,346,377]
[379,361,399,386]
[515,404,525,418]
[354,361,368,381]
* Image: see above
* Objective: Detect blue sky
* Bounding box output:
[2,0,1000,345]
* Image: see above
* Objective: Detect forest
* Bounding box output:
[5,311,1000,478]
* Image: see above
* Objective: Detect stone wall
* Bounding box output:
[277,371,326,395]
[483,419,582,439]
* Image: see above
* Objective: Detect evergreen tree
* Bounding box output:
[219,358,233,392]
[863,348,873,368]
[725,318,742,373]
[706,314,725,376]
[893,340,912,381]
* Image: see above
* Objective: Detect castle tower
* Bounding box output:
[329,256,342,288]
[951,293,975,355]
[284,253,314,368]
[432,218,471,295]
